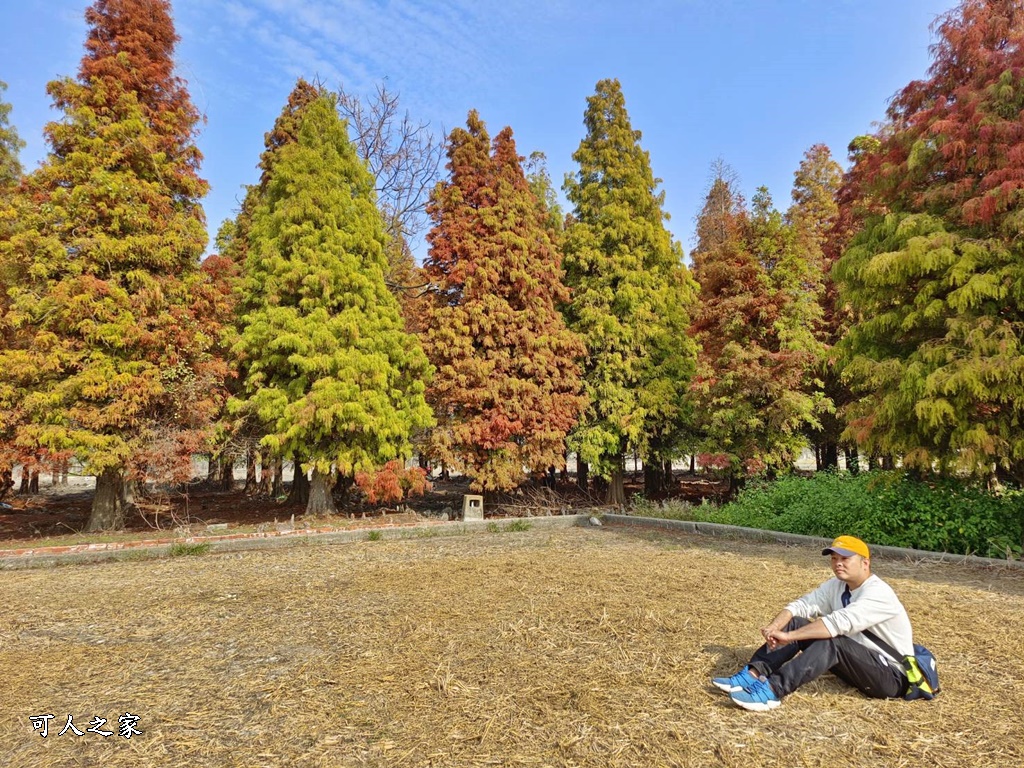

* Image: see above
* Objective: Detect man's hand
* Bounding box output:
[760,610,794,650]
[764,628,791,651]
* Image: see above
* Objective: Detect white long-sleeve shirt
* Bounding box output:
[784,574,914,665]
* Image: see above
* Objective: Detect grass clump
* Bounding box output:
[486,520,532,533]
[630,495,703,522]
[169,541,212,557]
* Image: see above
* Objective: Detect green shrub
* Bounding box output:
[628,470,1023,559]
[704,471,1021,559]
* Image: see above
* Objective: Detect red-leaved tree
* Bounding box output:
[422,111,586,491]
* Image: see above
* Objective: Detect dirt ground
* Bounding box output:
[0,471,729,546]
[1,525,1022,767]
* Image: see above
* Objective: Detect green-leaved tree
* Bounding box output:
[834,0,1024,483]
[563,79,698,504]
[234,95,434,515]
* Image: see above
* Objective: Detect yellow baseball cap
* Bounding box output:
[822,535,870,559]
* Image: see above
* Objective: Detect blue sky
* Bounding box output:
[2,0,953,259]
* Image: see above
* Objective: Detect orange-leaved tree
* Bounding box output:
[689,168,827,490]
[422,111,586,491]
[0,0,227,530]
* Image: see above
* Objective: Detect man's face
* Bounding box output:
[830,552,869,584]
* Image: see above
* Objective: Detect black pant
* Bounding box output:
[747,618,906,699]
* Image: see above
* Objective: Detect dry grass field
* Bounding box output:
[2,524,1022,767]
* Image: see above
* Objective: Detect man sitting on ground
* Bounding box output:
[712,535,915,711]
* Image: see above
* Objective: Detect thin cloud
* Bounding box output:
[179,0,567,109]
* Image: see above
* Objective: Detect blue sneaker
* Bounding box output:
[712,666,757,693]
[730,677,781,711]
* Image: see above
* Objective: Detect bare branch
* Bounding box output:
[336,82,443,243]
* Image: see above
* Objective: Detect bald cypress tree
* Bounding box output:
[834,0,1024,483]
[788,144,847,470]
[690,170,827,487]
[422,111,585,491]
[0,0,224,530]
[0,80,25,475]
[216,79,322,498]
[563,79,697,505]
[234,96,433,515]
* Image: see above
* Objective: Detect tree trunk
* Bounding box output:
[606,464,625,507]
[333,472,353,503]
[59,457,69,486]
[123,479,140,510]
[244,447,257,494]
[306,468,337,515]
[206,454,217,484]
[272,458,284,497]
[29,470,39,494]
[18,467,30,495]
[689,454,696,474]
[289,461,310,506]
[88,469,127,531]
[0,468,13,502]
[820,442,839,471]
[220,455,235,491]
[643,461,663,498]
[845,447,860,475]
[726,473,746,502]
[256,449,271,496]
[577,459,589,491]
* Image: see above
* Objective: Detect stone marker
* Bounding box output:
[462,494,484,521]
